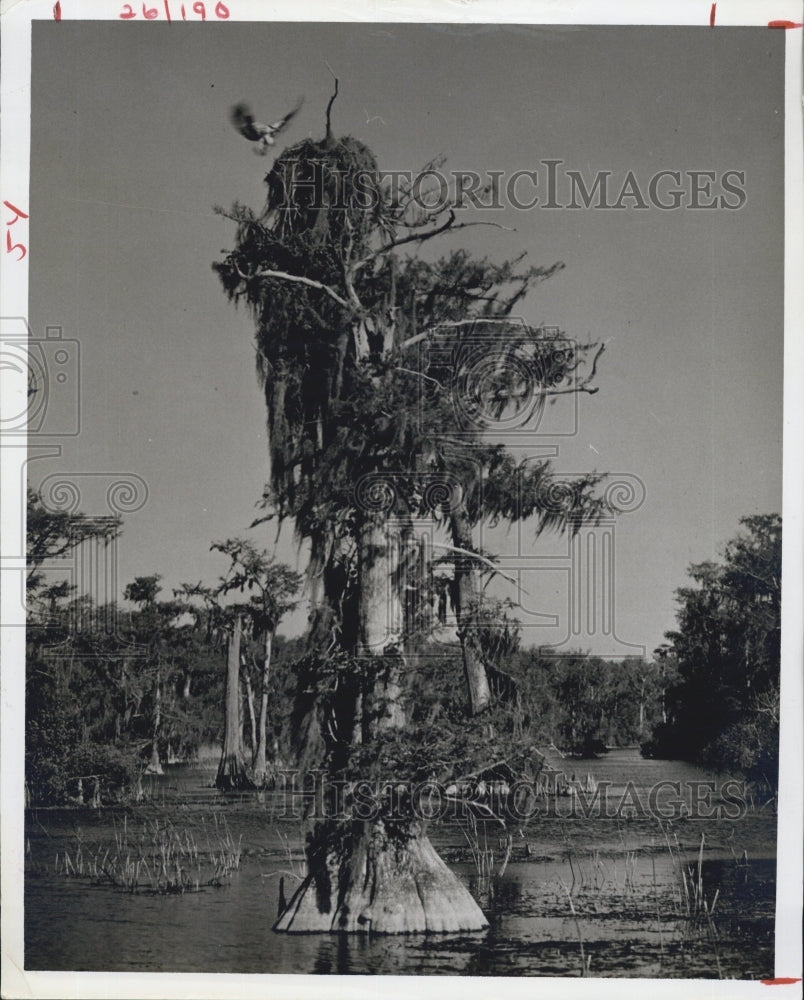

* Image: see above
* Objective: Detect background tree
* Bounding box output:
[176,580,247,787]
[26,486,120,600]
[649,514,781,786]
[25,490,138,804]
[212,538,302,785]
[122,575,187,776]
[218,609,249,789]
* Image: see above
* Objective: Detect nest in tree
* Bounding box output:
[265,136,386,246]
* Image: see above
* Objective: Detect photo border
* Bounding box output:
[1,2,801,997]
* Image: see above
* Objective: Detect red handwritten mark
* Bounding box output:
[768,19,803,27]
[3,201,28,224]
[709,3,716,27]
[4,201,29,261]
[6,231,26,261]
[118,0,228,18]
[53,1,61,19]
[761,979,803,986]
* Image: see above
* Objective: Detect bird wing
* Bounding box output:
[230,102,255,130]
[268,97,304,135]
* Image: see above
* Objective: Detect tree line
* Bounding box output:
[25,485,780,805]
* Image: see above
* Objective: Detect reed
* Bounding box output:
[552,822,725,979]
[559,879,592,977]
[461,812,495,878]
[55,815,241,894]
[460,813,513,878]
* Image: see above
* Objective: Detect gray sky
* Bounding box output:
[29,23,784,656]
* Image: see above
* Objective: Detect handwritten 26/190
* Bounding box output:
[120,1,230,19]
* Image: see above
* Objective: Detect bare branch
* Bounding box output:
[234,263,352,311]
[398,331,430,350]
[324,63,339,141]
[394,367,445,390]
[355,218,515,277]
[430,542,521,588]
[365,210,456,259]
[341,214,365,312]
[544,342,606,396]
[584,342,606,384]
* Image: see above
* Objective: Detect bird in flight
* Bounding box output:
[229,98,304,155]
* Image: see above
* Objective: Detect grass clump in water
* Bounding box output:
[54,814,242,894]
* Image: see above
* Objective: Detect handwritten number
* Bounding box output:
[118,0,229,19]
[3,201,29,222]
[6,231,26,261]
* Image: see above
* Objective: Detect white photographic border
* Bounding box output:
[1,1,801,997]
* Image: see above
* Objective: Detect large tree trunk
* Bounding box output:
[275,819,488,934]
[451,505,492,715]
[244,670,258,759]
[216,615,252,790]
[359,514,406,735]
[275,509,487,934]
[253,630,273,785]
[145,664,164,775]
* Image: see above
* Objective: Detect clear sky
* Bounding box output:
[28,22,784,657]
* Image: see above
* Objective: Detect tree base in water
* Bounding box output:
[215,752,253,791]
[274,819,488,934]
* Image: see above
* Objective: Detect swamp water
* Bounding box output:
[24,750,776,978]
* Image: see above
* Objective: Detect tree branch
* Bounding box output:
[543,342,606,396]
[394,367,444,390]
[398,331,430,350]
[341,214,365,312]
[430,542,520,588]
[234,264,352,311]
[355,215,514,274]
[325,63,339,141]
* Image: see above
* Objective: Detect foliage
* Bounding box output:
[26,689,140,805]
[26,494,223,804]
[212,115,616,810]
[495,649,668,753]
[211,538,302,637]
[26,486,120,597]
[650,514,781,783]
